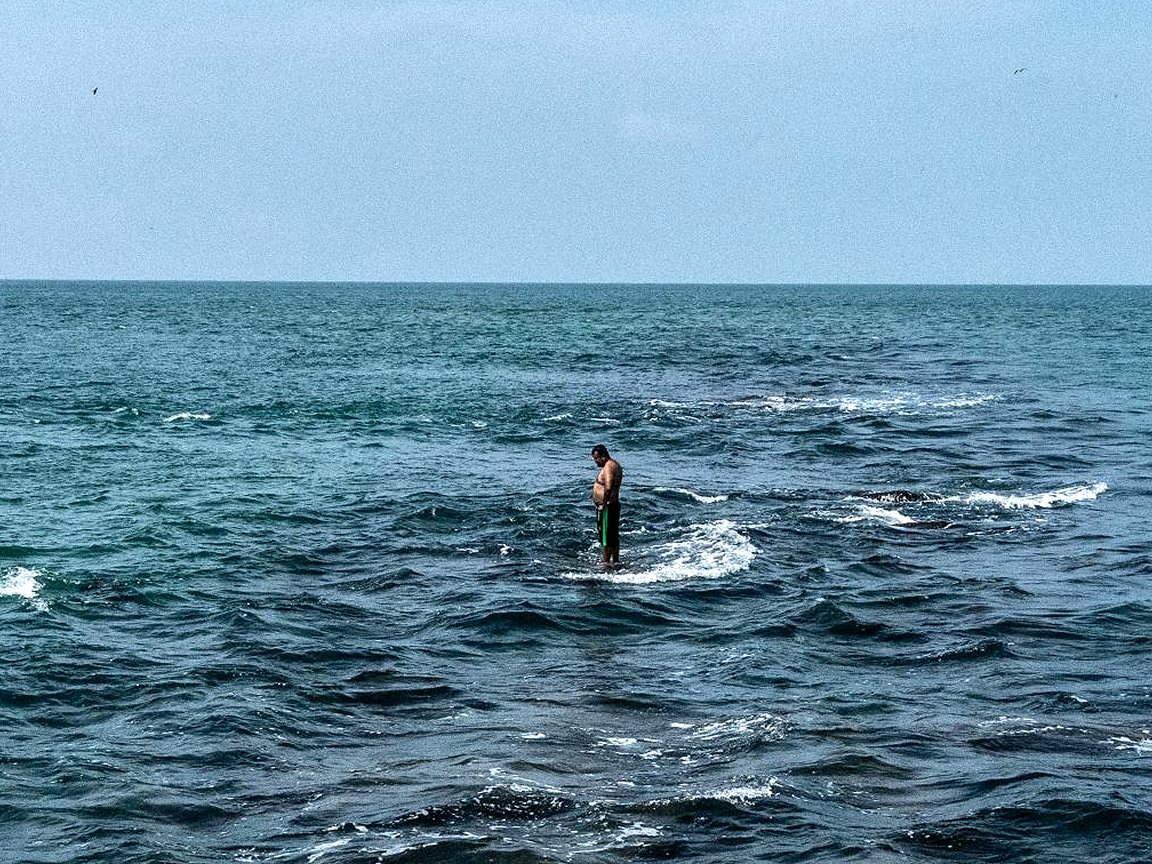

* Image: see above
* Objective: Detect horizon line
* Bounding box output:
[3,278,1151,289]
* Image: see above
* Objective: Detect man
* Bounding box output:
[590,444,623,565]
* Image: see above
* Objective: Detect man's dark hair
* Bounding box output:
[591,444,610,457]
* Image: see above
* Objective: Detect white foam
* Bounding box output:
[1,567,47,611]
[164,411,211,423]
[654,487,729,504]
[688,713,786,743]
[708,780,781,803]
[645,778,781,811]
[934,394,1000,409]
[1110,735,1152,754]
[978,715,1038,728]
[964,483,1107,510]
[615,822,663,840]
[655,392,999,416]
[600,737,639,748]
[836,396,910,414]
[305,837,352,863]
[835,505,917,526]
[564,520,755,585]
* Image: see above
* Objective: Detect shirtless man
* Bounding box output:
[590,444,623,565]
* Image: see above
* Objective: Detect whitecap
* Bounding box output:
[687,713,786,743]
[599,737,639,748]
[837,396,911,414]
[707,780,781,803]
[834,505,917,526]
[564,520,755,585]
[1,566,47,611]
[653,487,729,504]
[164,411,211,423]
[964,482,1107,510]
[644,778,781,810]
[729,395,794,411]
[1109,735,1152,754]
[304,836,352,863]
[933,394,1000,409]
[615,822,663,840]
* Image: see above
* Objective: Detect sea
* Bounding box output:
[2,281,1150,863]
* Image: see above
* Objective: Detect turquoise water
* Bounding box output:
[2,282,1150,862]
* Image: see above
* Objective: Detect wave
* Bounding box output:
[961,483,1107,509]
[1,566,47,611]
[650,392,999,416]
[394,783,576,827]
[683,713,787,747]
[826,482,1107,529]
[653,487,729,504]
[834,505,919,527]
[636,779,781,813]
[903,797,1152,861]
[1108,735,1152,754]
[164,411,212,423]
[564,520,755,585]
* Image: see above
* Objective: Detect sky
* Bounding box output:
[2,1,1150,284]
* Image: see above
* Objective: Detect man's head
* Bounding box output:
[591,444,610,466]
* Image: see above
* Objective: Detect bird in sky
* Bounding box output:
[92,87,98,95]
[1013,68,1027,75]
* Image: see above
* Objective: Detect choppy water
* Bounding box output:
[3,282,1151,863]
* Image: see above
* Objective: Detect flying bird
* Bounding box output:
[1013,68,1027,75]
[92,87,98,95]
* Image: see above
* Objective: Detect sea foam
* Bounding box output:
[654,487,729,504]
[565,520,755,585]
[837,505,918,527]
[1,566,47,611]
[654,392,999,416]
[963,483,1107,509]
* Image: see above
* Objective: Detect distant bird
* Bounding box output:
[92,87,98,95]
[1013,68,1027,75]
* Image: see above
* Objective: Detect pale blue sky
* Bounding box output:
[3,1,1149,283]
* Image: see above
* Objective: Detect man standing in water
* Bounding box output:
[590,444,623,565]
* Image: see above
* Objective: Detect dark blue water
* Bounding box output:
[2,282,1151,863]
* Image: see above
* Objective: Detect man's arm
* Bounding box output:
[603,461,622,504]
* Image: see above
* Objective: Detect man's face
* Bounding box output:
[591,452,607,467]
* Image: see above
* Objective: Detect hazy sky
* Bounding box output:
[3,1,1150,283]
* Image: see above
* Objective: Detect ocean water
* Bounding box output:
[2,281,1150,863]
